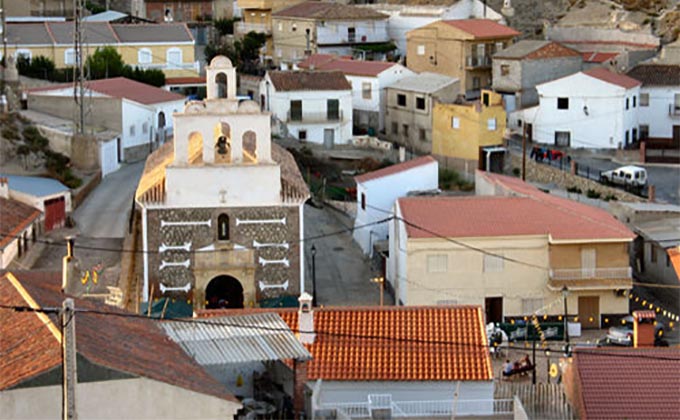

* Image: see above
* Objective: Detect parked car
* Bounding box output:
[603,315,664,346]
[600,165,647,189]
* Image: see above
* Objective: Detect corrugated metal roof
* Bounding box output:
[161,313,311,366]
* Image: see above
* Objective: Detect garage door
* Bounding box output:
[100,138,120,177]
[578,296,600,329]
[44,196,66,231]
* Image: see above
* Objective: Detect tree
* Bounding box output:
[16,55,56,80]
[86,46,126,79]
[204,32,266,75]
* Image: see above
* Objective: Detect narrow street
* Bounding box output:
[303,203,389,306]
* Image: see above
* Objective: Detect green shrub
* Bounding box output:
[2,126,20,141]
[512,167,521,177]
[604,194,618,202]
[567,186,582,194]
[22,126,49,151]
[586,189,601,199]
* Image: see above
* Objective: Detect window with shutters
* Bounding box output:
[483,254,504,272]
[522,298,543,314]
[362,82,372,99]
[640,93,649,106]
[427,254,448,273]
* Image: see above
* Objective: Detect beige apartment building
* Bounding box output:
[406,19,519,98]
[235,0,306,60]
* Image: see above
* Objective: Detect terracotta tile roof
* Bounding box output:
[0,197,41,250]
[581,51,619,63]
[298,54,397,77]
[583,67,641,89]
[442,19,520,40]
[0,271,238,402]
[199,305,493,381]
[667,247,680,282]
[268,70,351,91]
[165,76,207,85]
[627,64,680,86]
[495,41,580,60]
[400,172,634,242]
[355,155,437,184]
[573,347,680,420]
[29,77,184,105]
[273,1,387,20]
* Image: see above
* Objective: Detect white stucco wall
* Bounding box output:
[0,377,241,419]
[353,160,438,256]
[0,223,36,269]
[316,19,389,47]
[122,99,155,152]
[263,81,353,145]
[527,72,640,149]
[638,85,680,139]
[316,380,494,415]
[9,190,72,214]
[387,202,409,305]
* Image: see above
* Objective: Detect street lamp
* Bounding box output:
[545,349,551,384]
[371,276,384,307]
[311,244,317,307]
[562,286,570,354]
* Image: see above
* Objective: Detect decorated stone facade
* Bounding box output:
[136,55,309,310]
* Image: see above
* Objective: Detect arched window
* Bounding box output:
[138,48,152,65]
[215,72,228,98]
[218,214,229,240]
[242,130,257,163]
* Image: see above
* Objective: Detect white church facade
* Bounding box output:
[135,56,310,310]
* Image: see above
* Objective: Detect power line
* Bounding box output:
[1,302,678,361]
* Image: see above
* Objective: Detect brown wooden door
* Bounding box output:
[485,297,503,324]
[673,125,680,146]
[578,296,600,329]
[44,197,65,232]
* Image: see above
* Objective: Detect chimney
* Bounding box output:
[633,310,656,348]
[0,177,9,199]
[298,292,315,344]
[62,236,82,295]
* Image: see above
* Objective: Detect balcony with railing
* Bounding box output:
[235,22,271,36]
[287,110,344,124]
[136,61,200,72]
[549,267,633,290]
[314,396,514,419]
[466,55,492,69]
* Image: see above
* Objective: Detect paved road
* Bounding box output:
[73,161,145,238]
[303,204,389,306]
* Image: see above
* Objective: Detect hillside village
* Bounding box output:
[1,0,679,419]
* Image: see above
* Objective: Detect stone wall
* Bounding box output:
[147,204,302,309]
[510,154,644,202]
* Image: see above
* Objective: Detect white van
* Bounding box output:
[600,165,647,189]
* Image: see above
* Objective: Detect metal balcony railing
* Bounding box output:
[136,61,200,71]
[287,109,343,123]
[466,55,492,68]
[317,398,513,419]
[549,267,632,280]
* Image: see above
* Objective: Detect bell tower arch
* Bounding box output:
[206,56,237,100]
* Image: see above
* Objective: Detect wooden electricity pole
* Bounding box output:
[73,0,85,134]
[61,298,78,420]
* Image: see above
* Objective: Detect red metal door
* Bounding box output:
[44,197,65,231]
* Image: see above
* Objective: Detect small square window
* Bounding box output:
[557,97,569,110]
[362,82,372,100]
[419,128,426,141]
[640,93,649,106]
[397,94,406,107]
[500,64,510,76]
[402,124,409,138]
[487,118,496,131]
[452,117,460,129]
[417,45,425,55]
[298,130,307,140]
[415,97,425,110]
[427,254,447,273]
[391,121,398,135]
[130,125,136,136]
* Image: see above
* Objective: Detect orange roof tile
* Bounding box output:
[442,19,520,39]
[298,54,398,77]
[0,197,41,249]
[583,67,641,89]
[581,51,619,63]
[198,305,493,382]
[355,155,437,184]
[399,172,634,241]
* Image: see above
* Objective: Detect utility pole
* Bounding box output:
[73,0,85,134]
[61,298,78,420]
[1,0,6,94]
[521,122,527,181]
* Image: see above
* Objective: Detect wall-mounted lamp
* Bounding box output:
[583,105,589,116]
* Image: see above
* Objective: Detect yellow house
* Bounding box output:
[5,22,198,78]
[432,89,505,170]
[235,0,306,60]
[406,19,519,98]
[387,172,634,329]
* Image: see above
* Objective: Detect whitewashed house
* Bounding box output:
[28,77,186,163]
[627,64,680,142]
[0,174,71,231]
[0,180,41,269]
[353,156,438,256]
[361,0,504,56]
[262,70,353,147]
[297,54,415,134]
[513,68,641,149]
